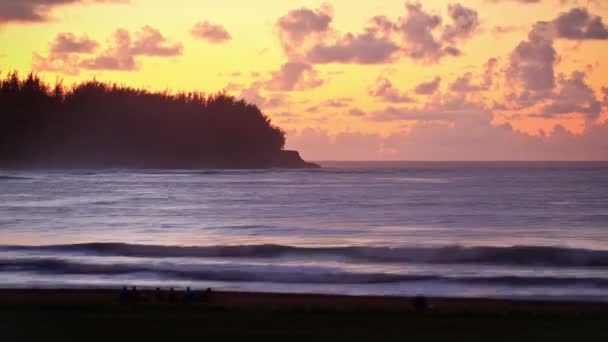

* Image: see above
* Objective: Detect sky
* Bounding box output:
[1,0,607,160]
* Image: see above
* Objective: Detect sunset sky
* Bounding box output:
[1,0,607,160]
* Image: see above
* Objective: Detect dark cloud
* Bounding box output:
[348,108,365,117]
[449,58,498,94]
[398,2,478,62]
[0,0,127,24]
[34,26,182,73]
[504,7,607,111]
[399,3,450,61]
[265,62,324,91]
[276,5,332,57]
[442,3,480,43]
[80,29,136,70]
[50,33,99,54]
[275,2,479,65]
[553,7,608,40]
[507,22,557,92]
[414,76,441,95]
[191,21,232,44]
[449,73,483,93]
[306,33,399,64]
[483,57,499,89]
[369,77,416,103]
[33,32,99,74]
[538,71,603,119]
[130,26,183,56]
[235,82,287,109]
[371,96,491,123]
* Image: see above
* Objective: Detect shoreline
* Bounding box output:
[2,288,608,308]
[3,288,608,312]
[2,289,607,340]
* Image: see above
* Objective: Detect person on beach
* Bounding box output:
[155,287,163,301]
[119,286,130,302]
[132,286,138,300]
[184,287,194,303]
[412,295,429,312]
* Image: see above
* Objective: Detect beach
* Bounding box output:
[2,289,607,341]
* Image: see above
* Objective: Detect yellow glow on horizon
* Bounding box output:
[1,0,607,157]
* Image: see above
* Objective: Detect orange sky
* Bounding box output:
[1,0,607,160]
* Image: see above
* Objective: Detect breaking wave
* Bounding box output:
[1,258,607,286]
[2,243,608,268]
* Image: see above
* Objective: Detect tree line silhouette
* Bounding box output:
[0,72,313,168]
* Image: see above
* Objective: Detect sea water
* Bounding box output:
[1,162,607,301]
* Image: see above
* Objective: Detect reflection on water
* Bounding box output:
[1,162,607,300]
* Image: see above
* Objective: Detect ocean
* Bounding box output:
[1,162,607,301]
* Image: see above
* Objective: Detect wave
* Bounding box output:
[1,258,608,287]
[0,175,32,181]
[2,243,608,268]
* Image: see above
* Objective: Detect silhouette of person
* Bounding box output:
[168,287,177,302]
[412,295,429,312]
[119,286,130,302]
[184,287,194,303]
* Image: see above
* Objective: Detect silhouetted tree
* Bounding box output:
[0,72,303,168]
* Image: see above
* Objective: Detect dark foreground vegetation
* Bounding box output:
[0,72,317,168]
[1,289,607,341]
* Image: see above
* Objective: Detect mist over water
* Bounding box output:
[1,162,607,300]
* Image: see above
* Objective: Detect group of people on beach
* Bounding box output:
[119,286,212,304]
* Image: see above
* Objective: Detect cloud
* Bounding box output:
[306,32,399,64]
[487,0,541,3]
[34,26,182,73]
[369,74,443,104]
[33,32,99,74]
[504,7,607,110]
[492,25,525,36]
[276,5,399,64]
[276,5,332,58]
[348,108,366,117]
[49,33,99,54]
[287,120,608,161]
[552,7,608,40]
[398,3,451,61]
[130,26,183,56]
[507,22,557,92]
[441,3,480,43]
[275,2,480,65]
[79,29,136,70]
[537,71,603,119]
[264,62,324,91]
[0,0,127,24]
[191,21,232,44]
[369,77,416,103]
[415,77,442,95]
[322,98,352,108]
[286,128,389,160]
[235,82,287,109]
[398,2,479,62]
[371,95,492,124]
[483,57,499,89]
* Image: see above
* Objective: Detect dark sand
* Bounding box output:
[1,289,607,341]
